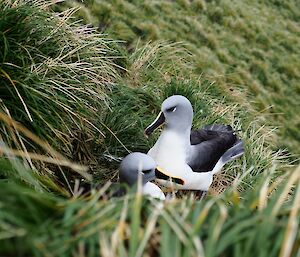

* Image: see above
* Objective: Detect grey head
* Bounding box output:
[119,152,156,186]
[145,95,194,136]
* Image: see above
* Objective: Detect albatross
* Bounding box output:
[144,95,244,198]
[119,152,184,200]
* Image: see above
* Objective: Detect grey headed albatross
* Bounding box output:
[144,95,244,198]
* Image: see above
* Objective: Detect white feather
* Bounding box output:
[142,182,165,200]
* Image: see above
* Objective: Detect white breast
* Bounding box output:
[148,130,189,176]
[142,182,165,200]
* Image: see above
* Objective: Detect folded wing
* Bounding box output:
[188,124,244,172]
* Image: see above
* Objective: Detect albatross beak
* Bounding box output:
[155,166,185,185]
[142,171,156,183]
[144,112,165,137]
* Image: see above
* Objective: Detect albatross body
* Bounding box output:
[145,95,244,194]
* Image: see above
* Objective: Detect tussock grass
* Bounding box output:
[0,164,299,256]
[0,112,90,194]
[65,0,300,156]
[0,0,119,156]
[0,1,299,256]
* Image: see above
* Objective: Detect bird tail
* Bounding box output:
[211,140,244,175]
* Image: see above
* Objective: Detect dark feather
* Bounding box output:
[188,124,240,172]
[190,124,234,145]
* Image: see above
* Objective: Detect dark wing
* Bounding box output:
[190,124,234,145]
[188,124,238,172]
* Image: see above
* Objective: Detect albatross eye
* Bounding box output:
[143,169,152,174]
[166,106,177,112]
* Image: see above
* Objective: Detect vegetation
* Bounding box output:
[60,0,300,156]
[1,164,299,256]
[0,0,299,256]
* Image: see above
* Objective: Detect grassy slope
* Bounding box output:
[1,167,299,257]
[65,0,300,156]
[0,1,299,256]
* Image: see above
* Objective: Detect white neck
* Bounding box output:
[148,128,191,167]
[142,182,165,200]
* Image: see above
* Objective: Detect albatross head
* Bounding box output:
[145,95,193,136]
[119,152,157,186]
